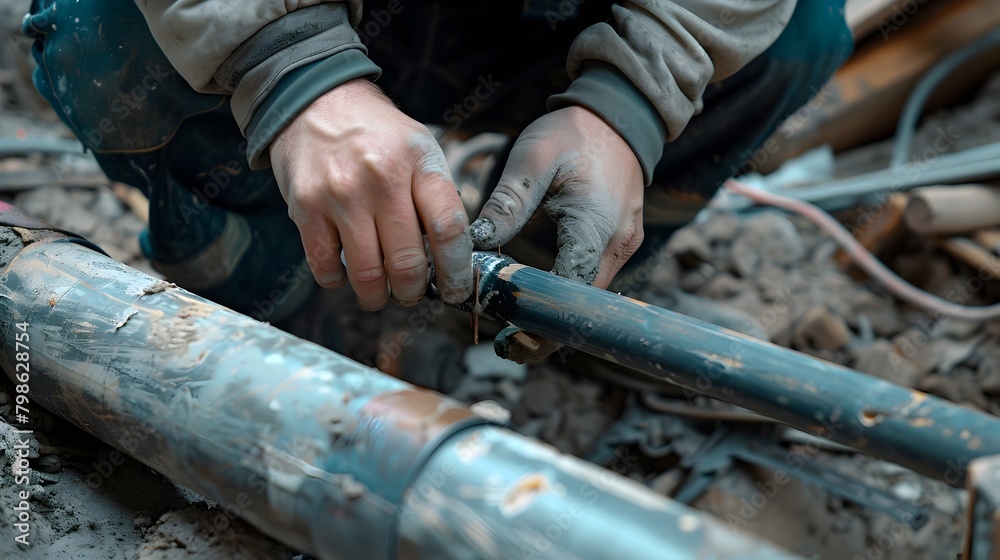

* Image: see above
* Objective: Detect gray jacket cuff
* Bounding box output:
[216,3,379,144]
[244,50,381,169]
[548,62,668,185]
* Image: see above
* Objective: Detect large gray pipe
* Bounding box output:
[0,220,795,559]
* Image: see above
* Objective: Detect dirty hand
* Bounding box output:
[269,79,473,310]
[470,106,644,361]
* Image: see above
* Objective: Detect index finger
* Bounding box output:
[412,167,473,304]
[468,139,551,250]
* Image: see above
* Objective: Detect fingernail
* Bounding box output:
[319,272,345,286]
[393,296,422,307]
[468,218,495,247]
[358,299,389,312]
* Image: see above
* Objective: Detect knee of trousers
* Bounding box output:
[23,0,224,154]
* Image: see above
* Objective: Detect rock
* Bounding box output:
[756,262,796,302]
[810,239,839,266]
[678,263,716,292]
[793,306,852,351]
[570,382,602,405]
[138,505,291,559]
[733,212,805,266]
[540,408,565,448]
[915,337,983,376]
[846,292,905,337]
[15,185,69,222]
[649,468,684,496]
[730,243,761,277]
[698,211,740,243]
[665,227,711,266]
[92,186,124,220]
[563,409,606,454]
[1,421,39,459]
[700,273,746,299]
[35,454,62,474]
[389,330,464,393]
[515,418,546,439]
[470,400,512,424]
[520,374,561,417]
[918,371,989,409]
[931,487,962,516]
[448,376,498,404]
[936,318,980,339]
[891,479,922,501]
[852,340,923,387]
[978,358,1000,396]
[672,289,771,340]
[495,378,524,405]
[58,196,100,235]
[464,343,527,381]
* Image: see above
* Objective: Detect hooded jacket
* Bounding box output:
[133,0,796,182]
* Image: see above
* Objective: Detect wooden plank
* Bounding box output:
[760,0,1000,173]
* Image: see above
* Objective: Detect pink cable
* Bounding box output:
[723,179,1000,321]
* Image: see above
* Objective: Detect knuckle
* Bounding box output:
[612,221,644,266]
[351,264,387,286]
[289,183,325,210]
[621,222,644,259]
[429,210,469,244]
[386,250,428,284]
[360,151,393,179]
[413,150,451,181]
[483,181,530,221]
[311,238,343,262]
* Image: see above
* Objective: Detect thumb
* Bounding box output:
[469,137,553,250]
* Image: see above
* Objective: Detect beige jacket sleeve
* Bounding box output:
[132,0,380,167]
[133,0,362,93]
[550,0,797,181]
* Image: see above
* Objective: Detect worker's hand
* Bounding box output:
[269,79,473,310]
[470,106,644,361]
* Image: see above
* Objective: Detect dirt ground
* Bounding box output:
[2,2,1000,559]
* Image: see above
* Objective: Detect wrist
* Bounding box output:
[325,77,391,105]
[547,62,666,185]
[560,105,642,178]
